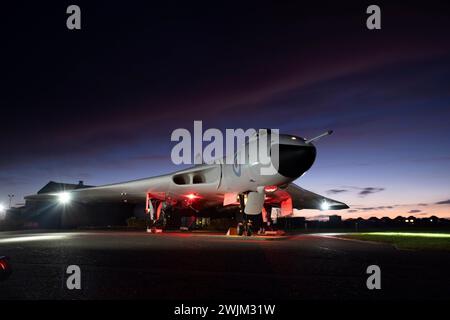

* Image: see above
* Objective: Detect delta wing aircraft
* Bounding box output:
[26,130,348,235]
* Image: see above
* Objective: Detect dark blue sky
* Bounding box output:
[1,1,450,218]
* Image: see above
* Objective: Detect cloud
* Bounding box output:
[417,203,428,206]
[358,187,385,197]
[306,214,332,221]
[356,206,393,212]
[436,199,450,205]
[342,186,386,197]
[347,209,358,213]
[326,189,348,195]
[408,209,421,213]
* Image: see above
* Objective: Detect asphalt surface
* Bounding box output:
[0,230,449,300]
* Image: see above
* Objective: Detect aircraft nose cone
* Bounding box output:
[273,144,316,178]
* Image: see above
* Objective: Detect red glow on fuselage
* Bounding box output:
[264,186,278,193]
[185,193,199,200]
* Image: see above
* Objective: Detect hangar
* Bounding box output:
[4,180,229,230]
[19,180,136,229]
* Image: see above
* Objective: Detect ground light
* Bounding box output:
[0,204,5,220]
[365,232,450,238]
[320,200,329,211]
[0,234,69,244]
[340,232,450,250]
[57,192,71,204]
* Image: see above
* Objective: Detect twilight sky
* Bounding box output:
[1,1,450,219]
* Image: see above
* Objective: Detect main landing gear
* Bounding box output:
[257,204,274,235]
[237,220,253,236]
[234,196,275,237]
[234,194,257,236]
[147,201,168,233]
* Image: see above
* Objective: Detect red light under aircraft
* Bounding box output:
[26,130,348,235]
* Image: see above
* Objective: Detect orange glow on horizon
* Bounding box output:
[296,204,450,220]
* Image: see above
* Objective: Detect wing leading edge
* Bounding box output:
[282,183,349,210]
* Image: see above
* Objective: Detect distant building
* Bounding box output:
[404,216,416,224]
[277,216,306,230]
[328,215,342,224]
[37,180,93,194]
[17,180,135,229]
[394,216,405,224]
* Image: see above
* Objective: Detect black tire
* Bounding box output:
[264,205,273,228]
[237,223,244,236]
[158,207,169,228]
[246,227,253,236]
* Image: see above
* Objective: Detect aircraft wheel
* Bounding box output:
[237,222,244,236]
[245,220,253,236]
[157,207,169,228]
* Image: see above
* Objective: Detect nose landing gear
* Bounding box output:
[232,198,278,237]
[234,194,257,236]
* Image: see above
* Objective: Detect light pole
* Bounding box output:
[8,194,14,209]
